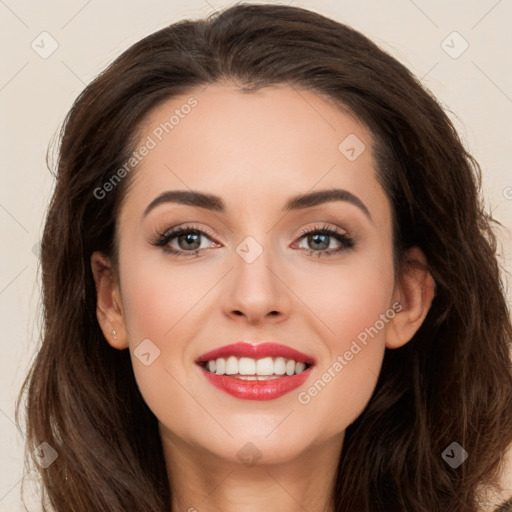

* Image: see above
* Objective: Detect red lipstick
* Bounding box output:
[195,342,316,365]
[195,342,316,401]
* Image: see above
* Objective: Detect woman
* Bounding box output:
[16,3,512,511]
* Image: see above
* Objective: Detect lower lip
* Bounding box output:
[199,366,313,401]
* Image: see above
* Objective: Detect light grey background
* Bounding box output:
[1,0,511,509]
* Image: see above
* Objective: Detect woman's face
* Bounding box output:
[109,82,401,464]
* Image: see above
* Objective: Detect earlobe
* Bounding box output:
[385,246,436,349]
[91,251,129,350]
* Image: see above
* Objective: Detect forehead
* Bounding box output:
[119,82,389,227]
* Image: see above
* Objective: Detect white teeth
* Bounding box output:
[285,359,295,376]
[295,362,306,374]
[225,356,238,375]
[239,357,256,375]
[204,356,310,377]
[274,357,286,375]
[256,357,274,375]
[215,358,225,375]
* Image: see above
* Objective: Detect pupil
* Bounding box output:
[179,233,200,250]
[310,233,329,250]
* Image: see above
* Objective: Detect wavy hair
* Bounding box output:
[16,3,512,511]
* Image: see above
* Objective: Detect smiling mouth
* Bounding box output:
[197,360,315,401]
[197,356,314,379]
[195,342,316,400]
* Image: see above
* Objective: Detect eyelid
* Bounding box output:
[292,223,355,249]
[153,222,349,242]
[294,222,350,238]
[154,223,219,243]
[150,221,357,257]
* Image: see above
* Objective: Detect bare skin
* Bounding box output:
[91,82,435,512]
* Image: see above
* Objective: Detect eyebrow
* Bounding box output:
[143,188,372,221]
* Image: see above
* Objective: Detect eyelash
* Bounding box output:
[150,223,356,258]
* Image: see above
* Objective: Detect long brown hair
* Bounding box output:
[16,3,512,511]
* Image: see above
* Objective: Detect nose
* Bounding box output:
[222,243,291,325]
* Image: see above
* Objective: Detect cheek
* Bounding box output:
[117,254,218,422]
[297,247,394,350]
[297,339,386,439]
[120,252,212,341]
[293,254,394,429]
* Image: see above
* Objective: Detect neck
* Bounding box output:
[159,424,343,512]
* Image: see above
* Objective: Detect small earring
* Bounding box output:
[112,330,117,340]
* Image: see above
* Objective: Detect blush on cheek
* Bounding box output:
[119,259,192,340]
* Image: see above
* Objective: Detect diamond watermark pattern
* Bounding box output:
[31,31,59,59]
[236,236,263,264]
[31,240,41,259]
[441,441,468,468]
[441,31,469,59]
[338,134,366,161]
[134,338,161,366]
[236,442,263,467]
[32,442,58,469]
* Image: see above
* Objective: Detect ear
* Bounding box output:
[385,246,436,349]
[90,251,129,350]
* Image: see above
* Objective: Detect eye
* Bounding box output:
[294,224,356,257]
[149,224,218,257]
[149,223,356,258]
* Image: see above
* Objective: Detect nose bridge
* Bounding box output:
[222,229,289,322]
[231,205,279,269]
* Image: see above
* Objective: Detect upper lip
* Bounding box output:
[195,342,316,365]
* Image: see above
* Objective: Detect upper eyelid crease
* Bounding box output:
[153,224,355,257]
[142,188,373,224]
